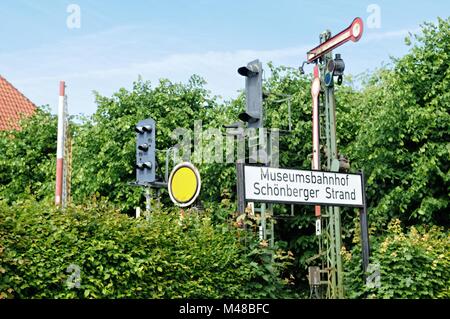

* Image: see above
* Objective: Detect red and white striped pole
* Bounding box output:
[311,65,321,217]
[55,81,66,206]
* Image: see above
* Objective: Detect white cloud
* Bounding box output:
[5,39,311,115]
[362,27,421,42]
[1,24,421,116]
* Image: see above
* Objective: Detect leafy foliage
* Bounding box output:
[0,18,448,298]
[344,219,449,299]
[0,107,57,203]
[0,198,295,299]
[342,18,450,229]
[71,76,220,212]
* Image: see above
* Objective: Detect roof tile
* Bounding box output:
[0,75,36,131]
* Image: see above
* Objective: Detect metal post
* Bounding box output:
[360,170,370,275]
[236,162,246,215]
[62,95,67,208]
[317,31,337,299]
[305,18,364,297]
[145,187,150,212]
[334,206,344,298]
[55,81,66,207]
[145,186,152,220]
[62,92,72,208]
[327,207,337,297]
[261,203,266,241]
[320,31,344,298]
[311,65,321,218]
[327,78,339,168]
[326,74,345,299]
[325,86,344,298]
[267,129,274,247]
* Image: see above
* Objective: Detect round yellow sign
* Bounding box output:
[168,162,201,207]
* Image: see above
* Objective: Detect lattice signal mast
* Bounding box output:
[306,18,364,299]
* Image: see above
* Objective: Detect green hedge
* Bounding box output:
[0,199,295,299]
[344,218,449,299]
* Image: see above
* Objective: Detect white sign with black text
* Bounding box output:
[244,166,364,207]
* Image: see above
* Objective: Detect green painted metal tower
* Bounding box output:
[306,17,364,299]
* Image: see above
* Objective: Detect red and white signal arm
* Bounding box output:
[307,17,364,63]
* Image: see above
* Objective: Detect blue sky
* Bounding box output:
[0,0,448,116]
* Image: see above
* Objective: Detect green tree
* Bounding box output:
[0,107,57,203]
[343,18,450,229]
[71,76,218,211]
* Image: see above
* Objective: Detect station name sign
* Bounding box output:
[244,166,364,207]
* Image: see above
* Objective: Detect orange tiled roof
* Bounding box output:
[0,75,36,131]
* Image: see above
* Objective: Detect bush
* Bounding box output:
[344,218,449,298]
[0,198,295,299]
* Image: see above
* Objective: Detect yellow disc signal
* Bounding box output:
[168,162,201,207]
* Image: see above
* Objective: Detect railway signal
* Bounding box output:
[135,118,156,184]
[306,17,366,299]
[306,17,363,63]
[238,59,264,129]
